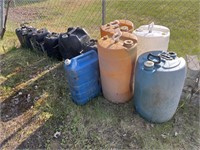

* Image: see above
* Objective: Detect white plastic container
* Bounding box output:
[133,22,170,57]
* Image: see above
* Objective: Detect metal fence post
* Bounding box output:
[102,0,106,25]
[0,0,4,33]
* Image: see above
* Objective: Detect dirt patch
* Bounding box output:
[7,0,95,24]
[8,7,45,23]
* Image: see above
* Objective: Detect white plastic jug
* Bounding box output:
[133,22,170,58]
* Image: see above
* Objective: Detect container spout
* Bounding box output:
[144,61,155,71]
[123,40,134,48]
[65,59,71,65]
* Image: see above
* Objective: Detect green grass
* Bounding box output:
[0,0,199,149]
[0,49,199,149]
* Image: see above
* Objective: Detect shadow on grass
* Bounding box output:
[0,89,36,122]
[15,116,63,149]
[0,112,41,147]
[0,48,63,149]
[0,48,62,122]
[14,96,145,149]
[0,48,199,149]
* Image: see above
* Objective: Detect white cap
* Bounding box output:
[144,61,154,71]
[65,59,71,65]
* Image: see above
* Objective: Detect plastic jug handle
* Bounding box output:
[148,22,154,33]
[75,50,96,65]
[147,53,161,64]
[112,29,122,42]
[67,27,77,35]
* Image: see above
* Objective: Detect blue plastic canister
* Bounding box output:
[64,50,101,105]
[133,51,187,123]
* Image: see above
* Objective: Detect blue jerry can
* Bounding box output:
[133,51,187,123]
[64,50,101,105]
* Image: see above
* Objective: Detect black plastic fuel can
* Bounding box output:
[30,28,49,52]
[15,25,36,49]
[59,27,91,59]
[43,32,62,61]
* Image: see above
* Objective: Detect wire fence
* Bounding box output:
[1,0,200,54]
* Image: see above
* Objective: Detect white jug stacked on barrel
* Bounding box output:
[133,22,170,58]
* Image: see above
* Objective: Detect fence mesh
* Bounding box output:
[3,0,200,56]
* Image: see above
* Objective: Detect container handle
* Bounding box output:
[67,27,77,35]
[148,22,154,33]
[75,50,96,65]
[147,53,161,64]
[112,29,122,42]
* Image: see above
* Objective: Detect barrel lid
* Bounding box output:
[133,24,170,37]
[162,58,181,69]
[144,51,182,70]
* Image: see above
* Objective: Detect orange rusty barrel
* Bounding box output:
[100,20,134,37]
[97,31,138,103]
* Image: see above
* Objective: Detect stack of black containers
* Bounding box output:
[15,24,97,61]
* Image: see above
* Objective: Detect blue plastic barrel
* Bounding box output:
[64,50,101,105]
[133,51,187,123]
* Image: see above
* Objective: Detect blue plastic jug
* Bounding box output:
[64,50,101,105]
[133,51,187,123]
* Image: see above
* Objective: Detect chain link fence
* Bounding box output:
[5,0,102,37]
[2,0,200,55]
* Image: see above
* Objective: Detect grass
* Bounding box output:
[0,0,200,149]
